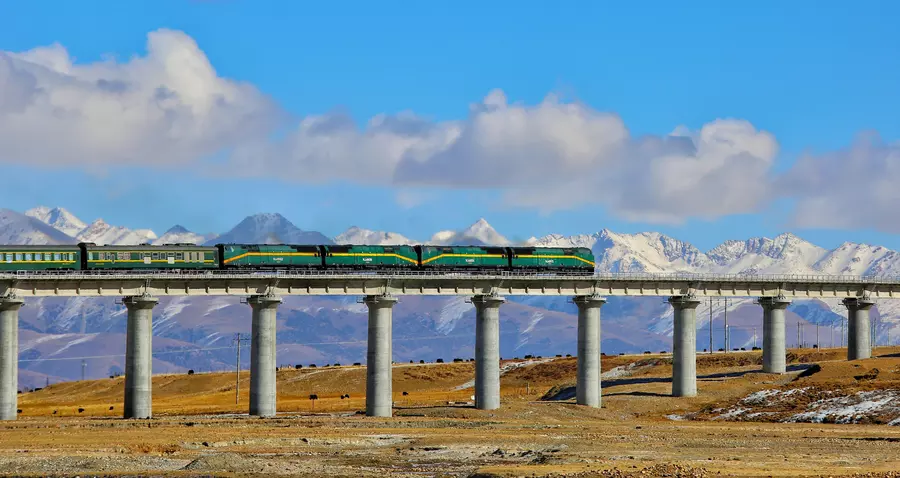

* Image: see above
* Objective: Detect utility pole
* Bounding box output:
[797,320,802,348]
[81,359,86,381]
[723,298,728,353]
[726,325,730,352]
[816,322,819,349]
[753,327,758,349]
[709,297,712,353]
[841,318,845,348]
[233,333,250,404]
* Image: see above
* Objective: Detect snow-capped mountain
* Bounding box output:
[208,213,334,245]
[531,229,711,272]
[152,225,211,245]
[25,207,87,237]
[77,219,157,246]
[334,226,413,245]
[0,209,75,245]
[430,218,510,245]
[4,205,900,388]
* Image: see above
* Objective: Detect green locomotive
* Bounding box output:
[218,244,321,269]
[322,245,418,269]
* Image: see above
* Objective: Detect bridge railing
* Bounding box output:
[2,270,900,284]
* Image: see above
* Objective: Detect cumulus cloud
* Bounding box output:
[0,29,282,166]
[244,89,778,224]
[781,133,900,232]
[4,29,892,230]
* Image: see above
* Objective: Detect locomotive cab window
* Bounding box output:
[152,252,159,260]
[176,252,183,260]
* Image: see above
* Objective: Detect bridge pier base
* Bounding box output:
[366,294,398,417]
[0,297,24,421]
[123,294,158,419]
[473,294,504,410]
[669,296,701,397]
[843,298,875,360]
[574,295,605,408]
[758,297,790,374]
[248,295,281,417]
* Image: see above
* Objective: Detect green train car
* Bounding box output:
[508,247,595,273]
[82,244,218,270]
[417,245,509,270]
[322,245,418,269]
[0,245,81,271]
[218,244,322,269]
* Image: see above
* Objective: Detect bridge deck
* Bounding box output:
[1,271,898,298]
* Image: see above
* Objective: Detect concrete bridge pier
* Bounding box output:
[473,294,505,410]
[0,297,24,421]
[574,295,605,408]
[123,294,158,419]
[843,298,875,360]
[248,294,282,417]
[758,296,791,373]
[669,295,701,397]
[365,294,398,417]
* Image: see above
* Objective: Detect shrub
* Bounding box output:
[309,394,318,400]
[524,354,533,359]
[187,369,194,375]
[555,354,562,358]
[419,360,425,364]
[453,358,464,363]
[334,363,341,367]
[402,391,409,396]
[353,362,361,366]
[565,354,571,358]
[309,364,317,368]
[295,364,303,369]
[436,358,444,363]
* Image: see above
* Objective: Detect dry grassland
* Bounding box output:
[1,347,898,477]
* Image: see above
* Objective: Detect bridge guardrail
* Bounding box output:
[2,270,900,284]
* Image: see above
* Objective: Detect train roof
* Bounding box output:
[79,243,215,250]
[0,244,80,250]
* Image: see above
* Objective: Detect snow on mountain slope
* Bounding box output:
[0,209,76,244]
[208,213,333,245]
[334,226,413,245]
[430,218,510,245]
[708,233,826,274]
[25,207,87,237]
[532,229,710,272]
[814,242,900,276]
[152,225,209,245]
[77,219,157,245]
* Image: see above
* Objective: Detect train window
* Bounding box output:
[54,253,61,261]
[24,253,32,261]
[152,252,159,260]
[45,253,52,261]
[384,247,394,253]
[4,254,10,262]
[15,253,22,261]
[176,252,183,261]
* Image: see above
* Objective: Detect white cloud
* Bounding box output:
[2,30,893,230]
[781,133,900,232]
[0,29,282,167]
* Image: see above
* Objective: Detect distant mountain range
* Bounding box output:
[3,206,898,390]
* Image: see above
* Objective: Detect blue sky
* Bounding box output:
[0,1,898,250]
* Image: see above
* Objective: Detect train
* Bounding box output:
[0,243,596,274]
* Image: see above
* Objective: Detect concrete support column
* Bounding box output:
[473,294,504,411]
[843,298,875,360]
[0,297,24,421]
[365,294,398,417]
[574,295,606,408]
[248,295,282,417]
[758,296,791,374]
[669,296,701,397]
[123,294,158,419]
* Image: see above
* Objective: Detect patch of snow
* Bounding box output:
[434,297,471,335]
[335,226,413,245]
[788,390,900,424]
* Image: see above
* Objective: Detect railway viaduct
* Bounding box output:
[2,271,899,420]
